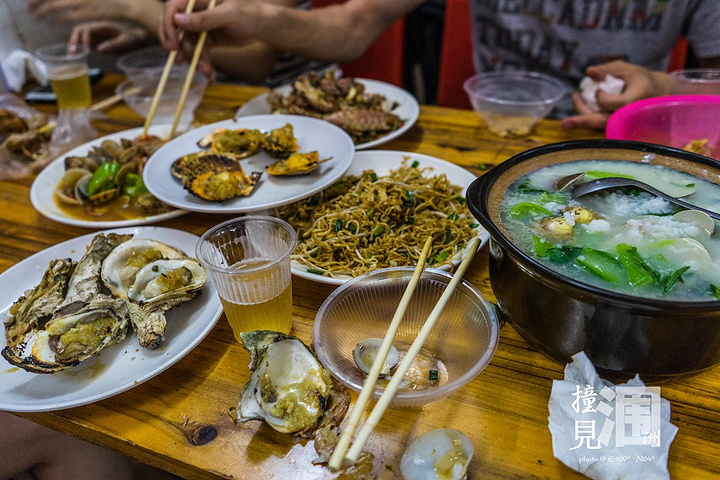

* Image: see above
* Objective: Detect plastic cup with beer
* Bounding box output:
[36,43,92,109]
[196,216,297,341]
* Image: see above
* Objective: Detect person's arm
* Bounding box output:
[28,0,164,35]
[161,0,422,66]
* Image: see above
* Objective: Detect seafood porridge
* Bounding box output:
[501,160,720,300]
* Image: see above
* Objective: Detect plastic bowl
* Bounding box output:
[463,71,567,137]
[606,95,720,160]
[670,69,720,95]
[313,267,499,407]
[116,71,207,128]
[116,46,169,79]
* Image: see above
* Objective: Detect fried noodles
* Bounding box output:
[276,161,479,278]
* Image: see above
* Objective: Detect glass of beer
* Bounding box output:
[196,216,297,341]
[36,43,92,109]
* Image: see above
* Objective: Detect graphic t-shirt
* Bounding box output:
[469,0,720,108]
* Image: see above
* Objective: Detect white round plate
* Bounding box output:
[290,151,490,285]
[30,125,188,229]
[143,115,355,214]
[0,226,223,412]
[236,78,420,150]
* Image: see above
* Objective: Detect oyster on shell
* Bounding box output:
[236,331,333,434]
[400,428,474,480]
[1,296,129,374]
[101,238,186,298]
[4,258,74,348]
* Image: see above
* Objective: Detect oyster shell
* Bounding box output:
[57,233,132,315]
[236,331,333,434]
[1,296,129,374]
[4,258,75,348]
[101,238,186,298]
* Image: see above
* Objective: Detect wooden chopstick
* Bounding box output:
[328,237,434,471]
[168,0,217,138]
[90,87,141,111]
[344,237,481,464]
[141,0,198,137]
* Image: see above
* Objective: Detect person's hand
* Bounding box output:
[70,21,151,54]
[562,60,675,130]
[28,0,130,24]
[159,0,269,78]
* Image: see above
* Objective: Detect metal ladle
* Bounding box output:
[570,176,720,221]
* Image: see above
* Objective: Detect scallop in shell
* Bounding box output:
[101,238,186,298]
[400,428,474,480]
[236,330,333,434]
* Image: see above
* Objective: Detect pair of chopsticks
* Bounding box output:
[328,235,481,469]
[142,0,216,139]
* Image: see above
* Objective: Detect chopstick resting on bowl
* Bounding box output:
[328,237,434,471]
[169,0,217,138]
[141,0,199,138]
[341,236,481,466]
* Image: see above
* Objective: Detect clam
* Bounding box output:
[674,210,715,236]
[267,152,332,176]
[55,168,92,205]
[100,139,123,157]
[562,206,596,225]
[353,338,399,377]
[555,172,585,191]
[236,331,333,434]
[400,428,474,480]
[535,216,574,242]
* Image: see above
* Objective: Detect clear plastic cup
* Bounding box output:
[36,43,91,109]
[196,216,297,341]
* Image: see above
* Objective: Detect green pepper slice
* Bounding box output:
[87,162,120,196]
[122,173,149,197]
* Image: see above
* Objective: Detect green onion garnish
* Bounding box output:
[444,228,452,244]
[448,212,459,221]
[372,225,385,236]
[435,250,450,262]
[307,268,324,275]
[335,219,343,233]
[405,216,415,225]
[470,223,479,229]
[370,172,377,182]
[411,160,420,168]
[429,370,439,381]
[456,196,466,204]
[405,191,415,206]
[348,223,357,233]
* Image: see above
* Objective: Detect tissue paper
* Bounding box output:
[548,352,677,480]
[579,75,625,113]
[1,49,48,92]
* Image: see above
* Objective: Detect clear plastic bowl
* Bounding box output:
[463,71,567,137]
[116,46,169,79]
[116,71,207,128]
[606,95,720,160]
[670,69,720,95]
[313,267,499,407]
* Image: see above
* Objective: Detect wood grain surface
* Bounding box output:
[3,75,719,479]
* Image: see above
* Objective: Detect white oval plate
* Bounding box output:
[236,78,420,150]
[0,226,223,412]
[143,115,355,214]
[289,151,490,285]
[30,125,188,229]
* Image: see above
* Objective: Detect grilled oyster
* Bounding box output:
[1,296,129,374]
[101,238,186,298]
[262,123,299,158]
[236,331,333,434]
[4,258,75,348]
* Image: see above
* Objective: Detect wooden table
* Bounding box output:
[4,74,720,479]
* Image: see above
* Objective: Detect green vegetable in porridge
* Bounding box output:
[502,160,720,300]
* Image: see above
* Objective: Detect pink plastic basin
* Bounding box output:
[606,95,720,160]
